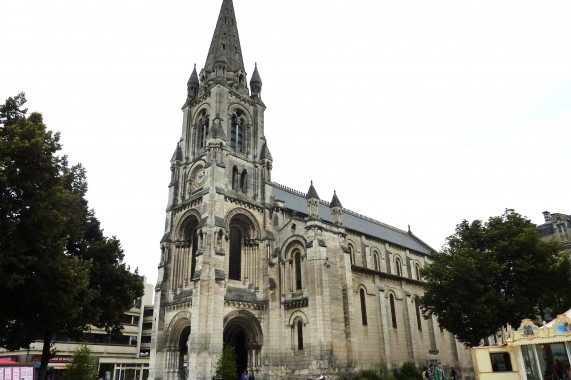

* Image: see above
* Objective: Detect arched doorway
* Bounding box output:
[223,311,263,375]
[224,325,248,375]
[165,312,191,380]
[179,326,190,378]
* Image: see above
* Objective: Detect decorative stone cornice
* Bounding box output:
[283,298,309,310]
[165,301,192,313]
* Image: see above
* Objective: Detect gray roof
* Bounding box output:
[204,0,245,74]
[272,183,431,255]
[250,63,262,85]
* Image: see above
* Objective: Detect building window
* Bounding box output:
[230,112,244,153]
[297,320,304,350]
[240,170,247,193]
[197,112,209,149]
[348,245,355,266]
[490,352,513,372]
[232,166,239,190]
[415,301,422,331]
[372,252,379,271]
[415,264,421,280]
[360,288,367,326]
[229,227,242,280]
[395,257,402,277]
[390,294,397,328]
[295,251,302,290]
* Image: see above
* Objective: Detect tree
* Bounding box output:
[0,93,144,380]
[418,209,571,347]
[215,345,238,380]
[61,344,97,380]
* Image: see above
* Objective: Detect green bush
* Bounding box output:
[61,344,97,380]
[394,362,421,380]
[215,345,238,380]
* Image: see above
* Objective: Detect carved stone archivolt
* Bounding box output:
[225,207,261,239]
[165,310,191,346]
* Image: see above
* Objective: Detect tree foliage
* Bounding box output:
[418,209,571,347]
[61,344,97,380]
[0,93,144,379]
[215,345,238,380]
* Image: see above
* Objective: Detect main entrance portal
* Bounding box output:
[223,310,263,375]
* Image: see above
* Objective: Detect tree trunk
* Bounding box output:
[38,332,52,380]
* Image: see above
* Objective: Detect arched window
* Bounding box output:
[197,111,209,149]
[297,320,304,350]
[360,288,367,326]
[348,244,355,266]
[191,230,198,279]
[232,166,239,190]
[415,264,421,280]
[395,257,402,277]
[390,294,397,328]
[294,251,302,290]
[415,300,422,331]
[229,227,242,280]
[230,111,244,153]
[372,252,380,271]
[240,170,247,193]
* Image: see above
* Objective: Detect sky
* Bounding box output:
[2,0,570,286]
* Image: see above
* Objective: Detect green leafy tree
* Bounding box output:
[215,345,238,380]
[61,344,97,380]
[418,209,571,347]
[393,362,421,380]
[0,93,144,380]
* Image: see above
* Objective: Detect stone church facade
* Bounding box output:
[149,1,474,379]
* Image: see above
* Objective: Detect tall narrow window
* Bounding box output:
[415,301,422,331]
[348,245,355,266]
[240,170,247,193]
[360,288,367,326]
[295,251,302,290]
[390,294,397,328]
[229,227,242,280]
[230,112,244,153]
[395,257,402,277]
[415,264,421,280]
[373,252,379,271]
[232,166,239,190]
[191,230,198,279]
[198,114,209,148]
[297,320,303,350]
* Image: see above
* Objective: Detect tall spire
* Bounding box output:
[204,0,245,75]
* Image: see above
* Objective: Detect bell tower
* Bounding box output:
[151,1,271,379]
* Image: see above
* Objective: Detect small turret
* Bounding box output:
[250,63,262,98]
[330,190,343,225]
[187,64,199,98]
[306,181,320,219]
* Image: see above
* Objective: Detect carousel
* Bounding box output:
[472,309,571,380]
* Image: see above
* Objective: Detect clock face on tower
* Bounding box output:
[195,169,206,185]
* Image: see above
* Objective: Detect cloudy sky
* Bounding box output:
[2,0,570,286]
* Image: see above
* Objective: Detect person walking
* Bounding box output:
[426,364,436,380]
[435,363,446,380]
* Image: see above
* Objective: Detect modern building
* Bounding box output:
[538,211,571,254]
[148,1,474,379]
[0,279,154,380]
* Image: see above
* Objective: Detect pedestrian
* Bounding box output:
[422,367,428,380]
[450,367,456,380]
[248,370,255,380]
[427,364,435,380]
[241,369,248,380]
[435,363,446,380]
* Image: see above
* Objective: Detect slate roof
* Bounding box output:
[272,183,432,255]
[204,0,245,74]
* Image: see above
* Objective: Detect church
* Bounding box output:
[149,1,474,379]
